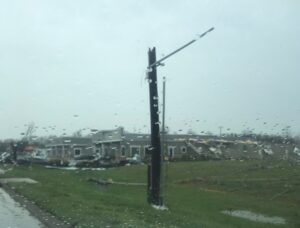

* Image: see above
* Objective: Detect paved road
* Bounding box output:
[0,188,43,228]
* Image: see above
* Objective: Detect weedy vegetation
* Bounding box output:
[1,160,300,227]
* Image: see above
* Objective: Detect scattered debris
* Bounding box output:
[81,167,106,171]
[0,152,12,163]
[293,147,300,156]
[151,204,168,211]
[270,189,291,200]
[222,210,286,224]
[263,148,274,155]
[112,181,146,186]
[0,178,38,184]
[45,166,106,171]
[209,147,217,152]
[176,177,205,185]
[87,178,111,186]
[87,178,146,186]
[45,166,78,170]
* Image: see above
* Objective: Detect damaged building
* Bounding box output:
[41,127,300,165]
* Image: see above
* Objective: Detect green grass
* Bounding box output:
[1,160,300,227]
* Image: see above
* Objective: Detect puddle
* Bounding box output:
[0,178,38,184]
[0,188,43,227]
[222,210,286,224]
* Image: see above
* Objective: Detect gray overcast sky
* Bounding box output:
[0,0,300,139]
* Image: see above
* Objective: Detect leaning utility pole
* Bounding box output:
[146,27,215,206]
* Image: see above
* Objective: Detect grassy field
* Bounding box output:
[1,160,300,228]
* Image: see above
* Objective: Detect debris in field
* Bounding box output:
[222,210,286,224]
[81,168,106,171]
[0,178,38,184]
[263,148,274,155]
[87,178,146,186]
[45,166,105,171]
[209,147,216,152]
[151,204,168,211]
[87,178,111,186]
[270,188,291,200]
[45,166,78,170]
[176,177,205,184]
[293,147,300,156]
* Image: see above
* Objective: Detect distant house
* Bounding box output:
[45,137,93,164]
[92,127,140,162]
[43,128,235,164]
[91,127,224,161]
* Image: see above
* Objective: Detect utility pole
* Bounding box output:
[147,47,162,206]
[161,77,166,159]
[10,142,17,163]
[146,27,215,206]
[161,76,167,201]
[219,126,223,137]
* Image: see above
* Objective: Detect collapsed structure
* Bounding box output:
[32,127,300,165]
[2,127,299,166]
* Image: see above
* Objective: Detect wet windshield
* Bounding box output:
[0,1,299,228]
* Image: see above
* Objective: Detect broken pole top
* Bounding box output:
[148,27,214,69]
